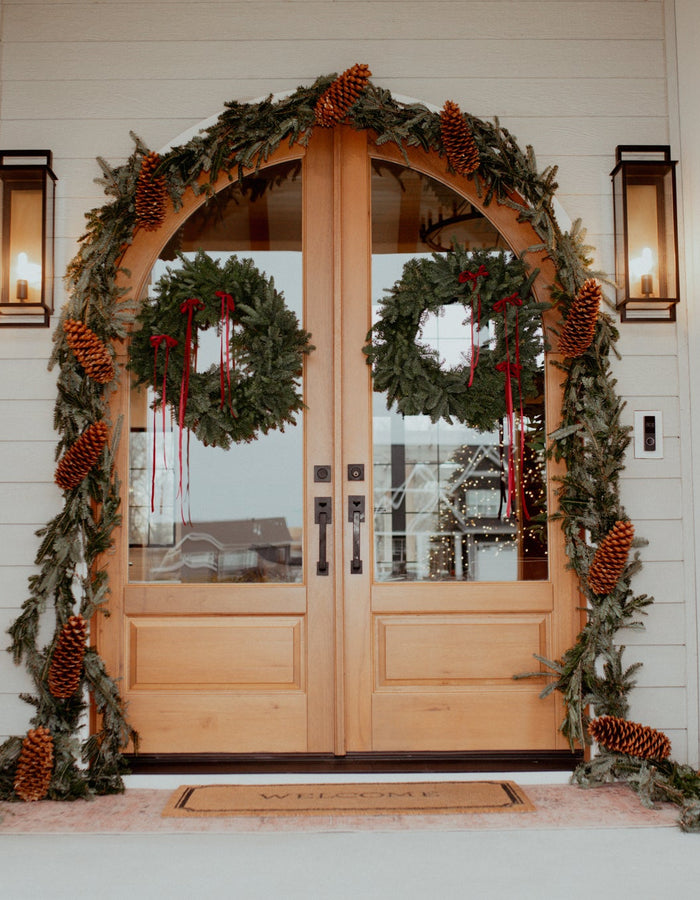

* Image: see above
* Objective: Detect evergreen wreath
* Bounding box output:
[1,67,692,827]
[129,251,313,451]
[364,246,545,431]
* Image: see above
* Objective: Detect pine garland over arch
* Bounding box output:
[2,68,693,825]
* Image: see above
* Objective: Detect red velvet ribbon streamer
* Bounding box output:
[495,358,520,518]
[493,292,529,520]
[178,297,204,519]
[149,334,178,512]
[215,290,236,411]
[459,265,489,386]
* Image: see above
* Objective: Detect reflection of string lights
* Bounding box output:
[422,421,548,581]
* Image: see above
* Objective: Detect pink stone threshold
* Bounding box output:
[0,784,680,833]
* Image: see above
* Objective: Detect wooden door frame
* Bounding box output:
[96,128,581,765]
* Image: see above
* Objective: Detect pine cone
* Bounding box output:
[55,422,109,491]
[48,614,88,699]
[63,319,114,384]
[135,151,167,232]
[589,715,671,761]
[558,279,601,358]
[588,519,635,595]
[14,726,54,801]
[315,63,372,127]
[440,100,479,176]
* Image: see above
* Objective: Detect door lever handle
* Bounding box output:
[314,497,332,576]
[348,495,365,574]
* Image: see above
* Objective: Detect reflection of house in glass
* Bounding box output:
[373,413,547,583]
[133,518,301,583]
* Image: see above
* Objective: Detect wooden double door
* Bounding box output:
[99,128,578,757]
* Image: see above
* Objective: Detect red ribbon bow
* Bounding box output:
[458,264,489,287]
[494,292,528,520]
[459,266,490,387]
[215,290,236,412]
[493,291,522,313]
[149,334,178,512]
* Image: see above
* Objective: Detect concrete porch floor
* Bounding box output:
[2,773,699,899]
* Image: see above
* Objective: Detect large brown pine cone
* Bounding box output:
[55,422,109,491]
[135,151,167,232]
[314,63,372,127]
[589,715,671,761]
[14,726,54,801]
[588,520,635,595]
[440,100,479,176]
[558,279,601,358]
[48,614,88,699]
[63,319,114,384]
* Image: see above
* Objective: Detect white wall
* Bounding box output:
[1,0,696,764]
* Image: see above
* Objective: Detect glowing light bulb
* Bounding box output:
[17,252,42,287]
[629,247,654,279]
[629,247,655,295]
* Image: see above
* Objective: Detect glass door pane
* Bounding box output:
[370,162,548,583]
[129,162,305,584]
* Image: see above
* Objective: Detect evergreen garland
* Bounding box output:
[0,70,681,819]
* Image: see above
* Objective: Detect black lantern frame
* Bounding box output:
[611,145,680,323]
[0,150,57,327]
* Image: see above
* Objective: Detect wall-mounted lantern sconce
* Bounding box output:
[611,145,679,322]
[0,151,57,327]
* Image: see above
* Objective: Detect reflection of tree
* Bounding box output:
[429,415,547,581]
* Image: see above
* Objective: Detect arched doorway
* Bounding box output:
[97,127,579,760]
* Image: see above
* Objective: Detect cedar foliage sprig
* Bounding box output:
[0,70,673,815]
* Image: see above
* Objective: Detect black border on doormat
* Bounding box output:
[125,750,583,775]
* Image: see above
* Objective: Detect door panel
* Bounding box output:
[128,616,304,689]
[374,614,549,685]
[99,128,578,757]
[371,691,557,752]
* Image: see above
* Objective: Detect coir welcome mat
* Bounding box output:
[162,781,534,818]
